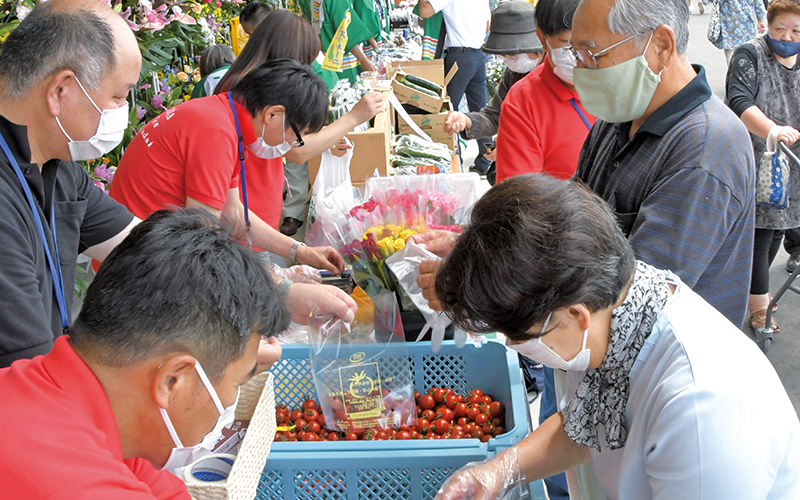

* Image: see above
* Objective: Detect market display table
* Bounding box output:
[257,340,547,500]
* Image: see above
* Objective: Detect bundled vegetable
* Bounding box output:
[396,73,442,97]
[391,134,453,176]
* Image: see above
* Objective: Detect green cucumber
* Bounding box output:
[404,74,442,93]
[398,75,439,97]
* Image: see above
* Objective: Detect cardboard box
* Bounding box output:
[388,59,445,85]
[309,90,392,186]
[391,61,457,114]
[397,99,456,150]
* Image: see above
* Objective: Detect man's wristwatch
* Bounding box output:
[289,241,307,265]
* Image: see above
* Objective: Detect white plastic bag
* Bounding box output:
[306,140,359,246]
[385,242,464,353]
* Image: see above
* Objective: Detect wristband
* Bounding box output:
[278,278,292,298]
[289,241,307,265]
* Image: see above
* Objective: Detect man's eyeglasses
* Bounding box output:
[290,123,304,148]
[569,30,652,69]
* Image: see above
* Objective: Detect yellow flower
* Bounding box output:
[191,2,202,14]
[176,71,189,82]
[184,95,191,101]
[183,65,192,74]
[394,238,405,250]
[399,229,417,240]
[192,70,202,82]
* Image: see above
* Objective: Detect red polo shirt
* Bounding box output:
[0,336,190,499]
[110,93,284,229]
[495,55,596,182]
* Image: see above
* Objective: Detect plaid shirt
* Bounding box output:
[575,66,755,327]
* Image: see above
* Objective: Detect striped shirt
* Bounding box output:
[574,66,755,328]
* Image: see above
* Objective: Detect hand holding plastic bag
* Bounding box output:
[435,447,528,500]
[386,242,453,352]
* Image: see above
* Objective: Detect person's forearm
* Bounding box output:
[740,105,776,140]
[284,114,364,163]
[517,412,592,482]
[351,45,371,68]
[83,216,141,262]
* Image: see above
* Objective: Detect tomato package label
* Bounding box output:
[340,362,384,419]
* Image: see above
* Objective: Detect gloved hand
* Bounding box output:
[435,446,527,500]
[272,264,322,284]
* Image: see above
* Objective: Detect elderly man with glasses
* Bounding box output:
[571,0,755,330]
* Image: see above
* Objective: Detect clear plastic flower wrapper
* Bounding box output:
[270,263,322,284]
[308,292,417,433]
[435,446,529,500]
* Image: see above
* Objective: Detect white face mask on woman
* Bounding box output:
[506,313,592,372]
[156,359,240,471]
[503,53,540,74]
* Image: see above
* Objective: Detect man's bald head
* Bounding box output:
[0,0,140,100]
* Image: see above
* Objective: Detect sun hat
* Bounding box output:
[482,1,544,55]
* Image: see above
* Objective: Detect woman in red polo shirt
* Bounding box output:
[494,0,595,183]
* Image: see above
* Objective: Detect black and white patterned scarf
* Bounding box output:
[562,261,673,451]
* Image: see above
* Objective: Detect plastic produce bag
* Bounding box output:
[308,292,416,433]
[306,139,360,247]
[385,241,460,352]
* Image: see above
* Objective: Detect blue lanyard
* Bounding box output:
[0,132,69,329]
[226,92,252,247]
[569,99,592,131]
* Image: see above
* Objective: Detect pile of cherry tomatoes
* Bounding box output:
[273,387,506,442]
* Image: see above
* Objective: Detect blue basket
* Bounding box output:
[257,340,544,500]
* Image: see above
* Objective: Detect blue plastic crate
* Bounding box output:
[258,340,544,500]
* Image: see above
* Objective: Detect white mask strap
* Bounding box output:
[55,116,74,142]
[194,360,225,414]
[74,76,103,114]
[159,407,184,448]
[581,328,589,351]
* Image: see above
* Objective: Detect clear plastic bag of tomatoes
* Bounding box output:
[308,291,417,434]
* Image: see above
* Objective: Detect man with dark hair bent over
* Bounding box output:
[0,208,291,498]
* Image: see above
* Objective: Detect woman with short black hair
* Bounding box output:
[433,175,800,500]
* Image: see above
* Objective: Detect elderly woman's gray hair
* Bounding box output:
[435,174,637,341]
[581,0,690,55]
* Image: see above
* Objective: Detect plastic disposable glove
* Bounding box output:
[435,446,527,500]
[272,264,322,284]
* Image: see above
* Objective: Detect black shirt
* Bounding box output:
[0,115,133,367]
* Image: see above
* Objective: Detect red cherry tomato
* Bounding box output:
[470,389,484,399]
[480,395,492,405]
[431,418,451,435]
[290,410,303,422]
[480,434,492,443]
[414,391,422,403]
[302,398,317,412]
[474,413,489,425]
[308,421,321,434]
[467,406,480,421]
[482,424,497,435]
[492,417,503,427]
[328,432,340,441]
[495,426,506,435]
[419,394,436,410]
[445,394,458,409]
[345,432,358,441]
[294,418,308,431]
[421,409,436,421]
[397,430,411,440]
[454,403,468,419]
[432,388,446,404]
[457,417,469,427]
[304,408,319,422]
[489,401,505,418]
[416,418,430,434]
[436,407,454,422]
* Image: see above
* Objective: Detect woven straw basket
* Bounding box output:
[185,372,276,500]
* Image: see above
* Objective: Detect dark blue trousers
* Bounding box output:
[444,48,492,173]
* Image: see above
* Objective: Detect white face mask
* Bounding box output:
[55,77,129,161]
[503,53,540,74]
[506,314,591,372]
[547,39,577,86]
[156,359,240,471]
[247,113,293,159]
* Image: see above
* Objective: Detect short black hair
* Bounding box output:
[232,58,328,135]
[240,1,271,31]
[534,0,581,36]
[199,44,236,77]
[0,3,116,99]
[70,209,290,382]
[435,175,636,341]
